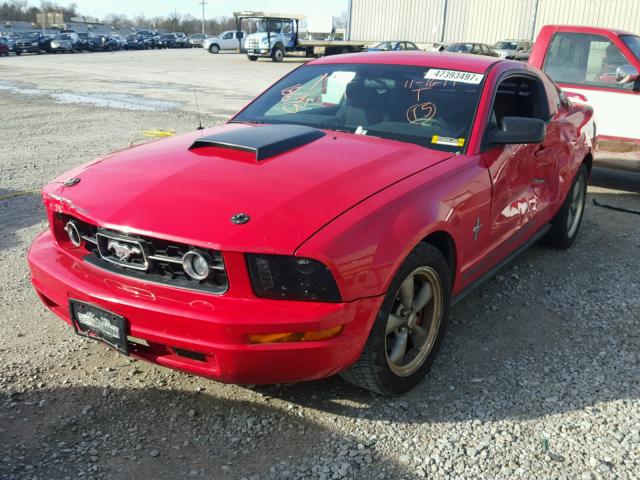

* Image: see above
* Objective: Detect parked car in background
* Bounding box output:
[137,30,158,49]
[110,35,126,49]
[15,32,47,55]
[189,33,208,47]
[0,37,9,56]
[59,30,83,51]
[493,39,533,59]
[174,32,189,48]
[28,52,593,395]
[157,33,178,48]
[6,33,17,53]
[510,48,532,62]
[124,35,146,50]
[427,42,450,52]
[444,42,499,57]
[49,34,76,53]
[367,41,420,52]
[76,32,90,51]
[529,24,640,172]
[203,30,245,54]
[88,35,120,52]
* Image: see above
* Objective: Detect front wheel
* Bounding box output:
[247,55,258,61]
[209,44,220,54]
[341,243,451,395]
[271,46,284,62]
[544,164,588,249]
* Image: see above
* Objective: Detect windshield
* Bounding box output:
[59,34,71,40]
[233,64,483,152]
[374,42,396,50]
[621,35,640,60]
[446,43,473,53]
[256,20,268,32]
[20,33,39,39]
[494,41,518,50]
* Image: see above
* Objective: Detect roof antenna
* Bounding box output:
[194,89,204,130]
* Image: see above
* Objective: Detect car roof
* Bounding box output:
[541,24,637,37]
[310,51,502,73]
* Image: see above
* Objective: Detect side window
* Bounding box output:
[544,32,633,90]
[269,20,283,33]
[472,44,481,54]
[222,32,233,40]
[283,21,293,35]
[490,76,550,132]
[397,42,406,50]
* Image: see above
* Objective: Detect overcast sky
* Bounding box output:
[30,0,349,20]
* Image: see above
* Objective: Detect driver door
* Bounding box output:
[481,74,558,255]
[220,31,235,50]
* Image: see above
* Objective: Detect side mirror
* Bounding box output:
[616,64,639,84]
[489,116,547,145]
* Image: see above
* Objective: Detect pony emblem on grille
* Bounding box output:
[107,239,142,261]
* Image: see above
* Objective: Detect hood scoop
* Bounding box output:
[189,124,325,161]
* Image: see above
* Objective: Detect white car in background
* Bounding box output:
[203,30,245,54]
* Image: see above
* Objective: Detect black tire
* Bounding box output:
[209,44,220,54]
[15,50,21,56]
[341,243,451,395]
[271,45,284,62]
[247,55,258,61]
[544,164,588,249]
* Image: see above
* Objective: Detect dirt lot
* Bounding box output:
[1,50,639,480]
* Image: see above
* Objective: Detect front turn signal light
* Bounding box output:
[248,325,344,344]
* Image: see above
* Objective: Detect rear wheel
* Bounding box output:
[341,244,450,395]
[544,164,588,249]
[271,45,284,62]
[209,44,220,54]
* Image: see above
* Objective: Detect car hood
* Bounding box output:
[50,124,452,254]
[493,49,514,57]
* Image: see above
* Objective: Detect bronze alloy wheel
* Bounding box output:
[567,173,586,238]
[384,266,443,377]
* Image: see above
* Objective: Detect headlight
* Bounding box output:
[64,220,82,247]
[51,42,59,48]
[246,254,341,302]
[182,250,211,281]
[260,38,269,45]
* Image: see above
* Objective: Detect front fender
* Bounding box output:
[296,155,492,302]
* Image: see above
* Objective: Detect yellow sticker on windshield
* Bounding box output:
[432,135,465,147]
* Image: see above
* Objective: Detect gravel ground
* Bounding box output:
[1,52,639,480]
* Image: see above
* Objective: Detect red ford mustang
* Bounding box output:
[28,52,593,395]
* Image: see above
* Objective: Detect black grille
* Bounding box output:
[63,216,228,294]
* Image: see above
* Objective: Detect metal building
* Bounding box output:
[346,0,640,44]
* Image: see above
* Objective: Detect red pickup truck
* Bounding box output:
[529,25,640,172]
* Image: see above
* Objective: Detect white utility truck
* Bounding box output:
[234,11,367,62]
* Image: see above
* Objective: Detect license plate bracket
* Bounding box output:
[70,299,129,355]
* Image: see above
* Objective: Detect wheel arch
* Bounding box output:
[420,230,457,288]
[582,152,593,174]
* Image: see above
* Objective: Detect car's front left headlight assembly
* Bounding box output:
[246,254,341,302]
